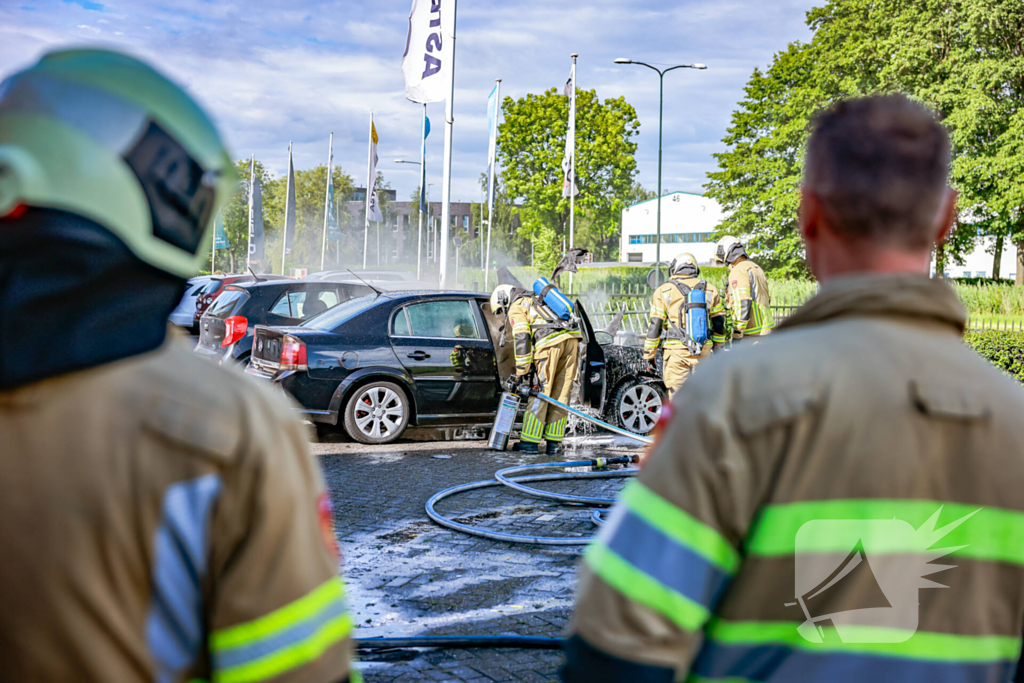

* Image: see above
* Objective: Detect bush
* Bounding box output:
[964,331,1024,382]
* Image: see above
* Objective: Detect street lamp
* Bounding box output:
[615,58,706,285]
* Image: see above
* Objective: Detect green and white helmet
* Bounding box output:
[0,49,237,278]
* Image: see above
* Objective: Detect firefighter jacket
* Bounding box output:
[725,257,773,336]
[508,294,582,376]
[565,273,1024,682]
[644,275,727,360]
[0,333,356,683]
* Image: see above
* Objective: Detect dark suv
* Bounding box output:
[195,280,373,364]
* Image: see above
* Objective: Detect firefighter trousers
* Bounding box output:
[663,345,711,399]
[521,337,580,443]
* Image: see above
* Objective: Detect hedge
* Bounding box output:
[964,331,1024,382]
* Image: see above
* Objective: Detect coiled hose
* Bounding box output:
[425,457,637,545]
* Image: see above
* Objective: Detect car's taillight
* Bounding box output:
[280,335,308,370]
[222,316,248,348]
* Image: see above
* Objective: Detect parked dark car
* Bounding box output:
[195,279,375,364]
[193,274,292,327]
[245,291,666,443]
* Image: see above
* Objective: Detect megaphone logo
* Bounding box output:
[788,507,979,644]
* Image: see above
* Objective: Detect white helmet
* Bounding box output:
[714,236,746,266]
[490,284,516,315]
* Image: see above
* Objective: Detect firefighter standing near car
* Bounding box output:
[715,236,773,341]
[642,253,727,398]
[490,283,581,455]
[0,50,356,682]
[563,96,1024,682]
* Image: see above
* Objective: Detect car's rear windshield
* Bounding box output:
[207,287,249,318]
[198,279,223,296]
[302,294,380,331]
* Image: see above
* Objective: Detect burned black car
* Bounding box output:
[245,291,665,444]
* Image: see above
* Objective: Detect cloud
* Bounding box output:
[1,0,814,204]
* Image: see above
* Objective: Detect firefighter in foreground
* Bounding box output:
[491,283,581,454]
[0,50,356,682]
[715,235,773,340]
[563,95,1024,682]
[642,253,727,397]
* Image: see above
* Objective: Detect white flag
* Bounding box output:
[402,0,452,103]
[562,63,579,198]
[367,122,384,222]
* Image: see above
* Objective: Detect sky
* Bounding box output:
[1,0,815,204]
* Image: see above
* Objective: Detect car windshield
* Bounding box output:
[207,288,250,318]
[302,294,380,331]
[197,280,222,296]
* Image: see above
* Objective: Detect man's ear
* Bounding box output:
[934,187,958,245]
[799,188,821,243]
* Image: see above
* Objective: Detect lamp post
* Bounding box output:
[614,58,706,285]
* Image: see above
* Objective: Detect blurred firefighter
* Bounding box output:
[642,253,727,397]
[491,283,581,455]
[563,95,1024,682]
[0,50,356,682]
[715,236,773,340]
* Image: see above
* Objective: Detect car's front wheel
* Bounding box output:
[612,380,664,435]
[343,381,410,444]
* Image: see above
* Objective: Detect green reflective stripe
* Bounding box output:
[585,541,709,631]
[745,302,773,334]
[215,613,353,683]
[746,499,1024,564]
[211,579,346,651]
[622,482,740,573]
[706,618,1021,662]
[709,300,726,317]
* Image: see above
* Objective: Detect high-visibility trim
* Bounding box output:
[745,499,1024,564]
[211,578,352,683]
[706,619,1021,662]
[534,329,581,350]
[543,417,566,441]
[621,482,740,573]
[585,541,709,632]
[512,322,531,334]
[650,305,669,319]
[514,353,533,365]
[709,300,726,317]
[743,302,773,335]
[601,508,730,609]
[520,411,544,443]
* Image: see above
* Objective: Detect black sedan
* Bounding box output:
[246,291,666,443]
[195,279,374,364]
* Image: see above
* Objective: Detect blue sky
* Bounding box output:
[2,0,814,203]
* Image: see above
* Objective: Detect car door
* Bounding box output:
[576,300,607,410]
[390,299,498,420]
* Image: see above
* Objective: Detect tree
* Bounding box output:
[497,88,640,273]
[219,158,276,274]
[705,0,1024,280]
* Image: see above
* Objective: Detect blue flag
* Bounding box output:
[419,116,431,214]
[213,212,229,250]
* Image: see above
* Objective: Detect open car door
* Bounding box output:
[575,300,606,410]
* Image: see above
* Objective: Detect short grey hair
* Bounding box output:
[804,95,951,249]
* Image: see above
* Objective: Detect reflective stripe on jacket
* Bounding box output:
[725,258,773,335]
[645,276,726,359]
[508,295,581,374]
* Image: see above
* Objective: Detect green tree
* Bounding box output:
[705,0,1024,280]
[219,158,275,274]
[497,88,640,274]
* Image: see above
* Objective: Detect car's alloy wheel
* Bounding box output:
[615,381,663,435]
[344,381,410,444]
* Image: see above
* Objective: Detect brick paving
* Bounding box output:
[313,434,639,682]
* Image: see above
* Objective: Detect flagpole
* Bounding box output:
[438,0,458,289]
[568,54,577,294]
[282,142,292,276]
[485,78,501,291]
[211,214,216,274]
[417,103,426,280]
[246,154,254,271]
[320,133,333,271]
[363,113,373,269]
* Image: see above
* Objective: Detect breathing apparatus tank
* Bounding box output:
[532,278,574,320]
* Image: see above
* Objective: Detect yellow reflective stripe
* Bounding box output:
[211,578,352,683]
[521,411,544,442]
[708,300,726,317]
[544,418,566,441]
[650,305,668,319]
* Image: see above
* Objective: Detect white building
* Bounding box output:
[620,192,724,265]
[933,236,1018,280]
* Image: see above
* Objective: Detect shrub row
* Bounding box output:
[964,331,1024,382]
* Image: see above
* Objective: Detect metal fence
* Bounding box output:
[581,295,1024,335]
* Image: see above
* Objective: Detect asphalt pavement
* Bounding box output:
[314,433,640,682]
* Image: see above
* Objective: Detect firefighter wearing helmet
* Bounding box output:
[0,50,355,682]
[715,236,773,340]
[490,282,581,455]
[643,253,727,397]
